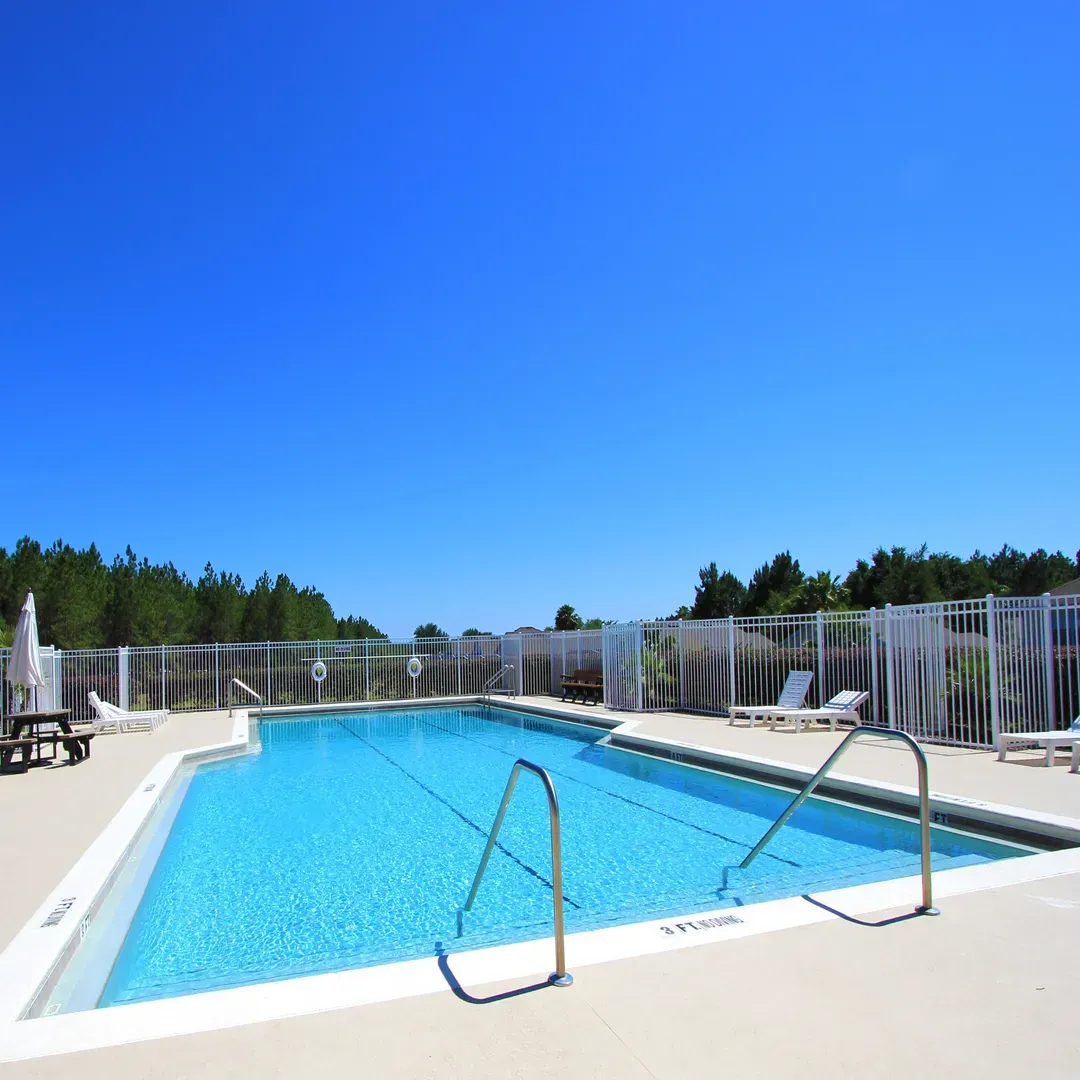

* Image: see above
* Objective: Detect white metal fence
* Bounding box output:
[2,635,508,727]
[0,645,61,718]
[2,594,1077,747]
[520,630,603,697]
[602,594,1080,748]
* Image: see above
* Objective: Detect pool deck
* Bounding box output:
[2,699,1078,1078]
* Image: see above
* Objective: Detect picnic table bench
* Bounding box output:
[2,710,97,770]
[0,737,38,774]
[560,668,604,705]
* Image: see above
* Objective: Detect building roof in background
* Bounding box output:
[507,626,544,635]
[1050,578,1080,596]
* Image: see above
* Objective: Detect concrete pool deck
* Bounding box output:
[2,700,1078,1078]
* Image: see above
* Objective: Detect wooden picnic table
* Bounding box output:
[560,669,604,705]
[4,709,94,766]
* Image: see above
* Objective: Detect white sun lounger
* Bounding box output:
[767,689,870,733]
[89,691,169,734]
[728,671,814,728]
[998,718,1080,767]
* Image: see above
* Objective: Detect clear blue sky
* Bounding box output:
[3,2,1077,637]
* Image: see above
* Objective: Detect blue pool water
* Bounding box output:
[100,706,1023,1006]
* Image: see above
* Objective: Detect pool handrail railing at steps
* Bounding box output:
[481,664,515,703]
[462,758,573,986]
[227,677,264,721]
[739,726,941,916]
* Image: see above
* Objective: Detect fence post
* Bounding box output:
[160,644,166,711]
[601,627,609,708]
[53,649,63,714]
[214,644,220,710]
[815,610,825,707]
[118,646,130,712]
[727,616,737,709]
[634,623,644,711]
[56,650,63,718]
[869,609,880,726]
[986,594,1000,746]
[884,604,896,729]
[677,620,685,709]
[1042,592,1056,729]
[457,638,463,696]
[364,640,370,701]
[266,641,271,705]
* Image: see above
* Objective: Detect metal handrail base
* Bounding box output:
[463,758,573,986]
[740,726,940,916]
[227,677,264,723]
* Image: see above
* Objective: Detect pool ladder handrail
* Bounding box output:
[740,725,940,915]
[482,664,515,702]
[227,677,264,722]
[463,758,573,986]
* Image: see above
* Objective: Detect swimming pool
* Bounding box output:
[53,705,1029,1010]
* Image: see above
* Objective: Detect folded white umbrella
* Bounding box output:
[6,591,45,710]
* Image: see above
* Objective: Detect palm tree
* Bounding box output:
[790,571,849,613]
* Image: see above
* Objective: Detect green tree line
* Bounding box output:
[672,544,1079,620]
[0,538,385,649]
[4,537,1076,649]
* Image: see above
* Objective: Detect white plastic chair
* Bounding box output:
[768,689,871,733]
[88,691,169,733]
[728,671,814,728]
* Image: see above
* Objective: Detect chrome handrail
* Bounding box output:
[227,677,264,721]
[740,726,940,915]
[482,664,514,702]
[463,759,573,986]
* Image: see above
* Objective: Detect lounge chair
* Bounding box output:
[728,671,814,728]
[998,717,1080,767]
[767,689,871,733]
[88,691,169,733]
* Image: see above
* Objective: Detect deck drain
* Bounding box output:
[41,898,76,928]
